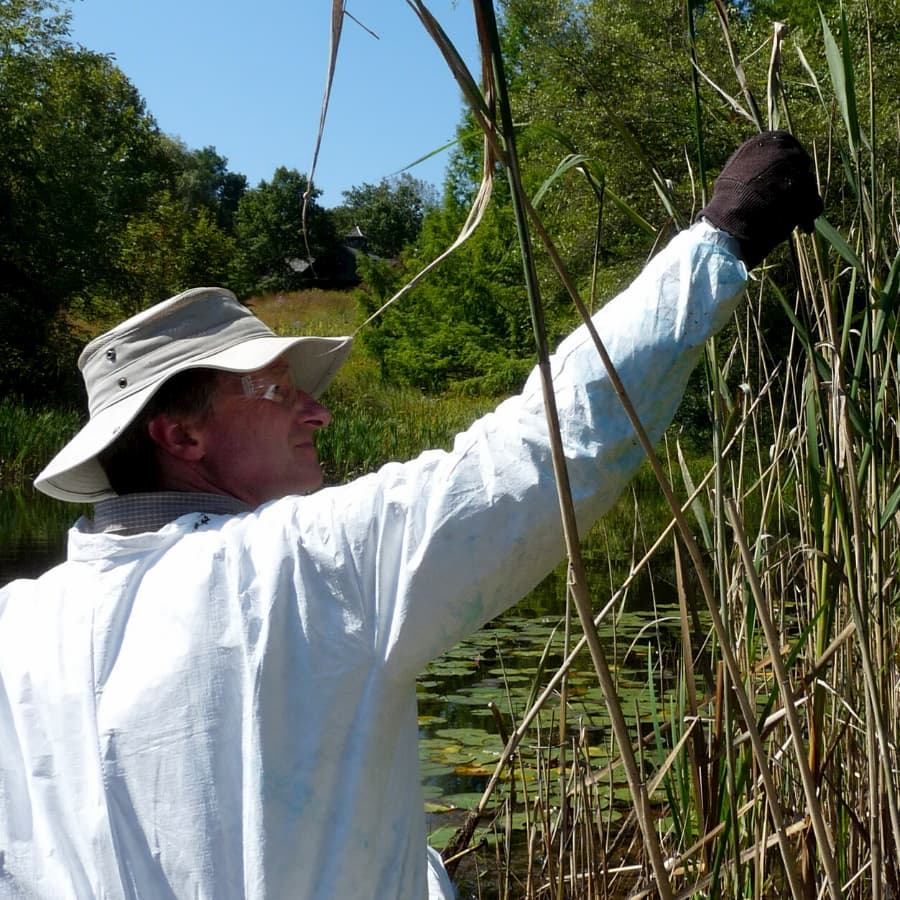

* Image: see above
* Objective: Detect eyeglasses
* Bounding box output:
[240,370,298,408]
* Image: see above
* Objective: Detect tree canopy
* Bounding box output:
[332,174,437,259]
[1,0,898,403]
[232,168,336,295]
[1,2,174,397]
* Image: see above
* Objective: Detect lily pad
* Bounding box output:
[440,791,487,809]
[426,825,460,849]
[453,762,495,777]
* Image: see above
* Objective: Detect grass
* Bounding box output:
[248,288,360,338]
[0,398,81,488]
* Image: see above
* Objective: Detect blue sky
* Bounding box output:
[67,1,480,207]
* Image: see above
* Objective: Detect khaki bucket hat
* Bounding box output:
[35,287,352,503]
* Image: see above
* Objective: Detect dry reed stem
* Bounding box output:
[316,2,898,893]
[726,498,842,897]
[446,384,774,882]
[303,0,345,268]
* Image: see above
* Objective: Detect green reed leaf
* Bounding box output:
[820,6,860,158]
[815,216,865,273]
[881,484,900,531]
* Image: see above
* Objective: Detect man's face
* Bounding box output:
[192,357,332,506]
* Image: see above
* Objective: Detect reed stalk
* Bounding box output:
[0,400,81,487]
[726,497,842,895]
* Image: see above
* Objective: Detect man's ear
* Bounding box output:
[147,414,206,461]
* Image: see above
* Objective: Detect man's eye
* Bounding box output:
[260,380,296,405]
[242,373,295,405]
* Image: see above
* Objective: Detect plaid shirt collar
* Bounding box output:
[87,492,251,536]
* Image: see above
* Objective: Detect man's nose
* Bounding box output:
[295,391,332,428]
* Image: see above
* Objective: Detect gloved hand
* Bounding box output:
[698,130,823,269]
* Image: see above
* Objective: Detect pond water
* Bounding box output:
[0,487,85,582]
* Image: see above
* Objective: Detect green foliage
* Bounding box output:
[0,396,80,486]
[0,53,168,292]
[500,0,700,232]
[113,193,238,313]
[0,0,69,56]
[332,173,437,258]
[319,373,494,484]
[354,187,555,394]
[174,144,247,232]
[232,167,336,295]
[0,0,174,399]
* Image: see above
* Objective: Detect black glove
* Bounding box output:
[698,130,823,269]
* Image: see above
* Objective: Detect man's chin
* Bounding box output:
[295,467,325,496]
[253,470,324,505]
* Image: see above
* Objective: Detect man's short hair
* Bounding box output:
[98,368,221,495]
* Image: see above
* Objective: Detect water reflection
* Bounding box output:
[0,487,81,583]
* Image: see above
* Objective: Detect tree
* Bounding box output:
[0,0,174,398]
[332,174,437,258]
[175,145,247,232]
[118,193,238,312]
[232,168,337,295]
[0,0,69,56]
[355,180,553,394]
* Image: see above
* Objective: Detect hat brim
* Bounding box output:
[35,333,352,503]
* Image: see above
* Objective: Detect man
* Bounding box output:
[0,132,822,898]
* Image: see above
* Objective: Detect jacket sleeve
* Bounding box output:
[289,222,748,679]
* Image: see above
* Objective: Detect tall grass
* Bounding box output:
[318,380,494,483]
[0,400,85,573]
[0,398,81,487]
[398,1,900,897]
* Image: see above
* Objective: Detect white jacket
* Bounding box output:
[0,223,746,899]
